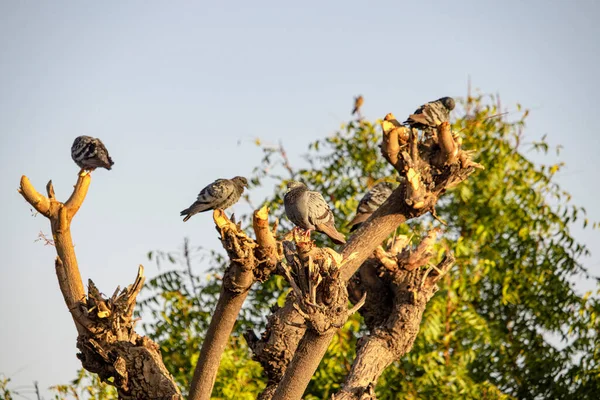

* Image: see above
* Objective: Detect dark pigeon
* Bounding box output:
[71,135,114,171]
[404,97,455,130]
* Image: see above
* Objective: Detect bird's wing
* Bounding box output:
[405,106,431,125]
[368,183,394,207]
[349,183,395,230]
[284,190,307,228]
[196,179,234,206]
[306,191,334,226]
[307,191,346,244]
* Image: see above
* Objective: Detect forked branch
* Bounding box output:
[19,174,182,399]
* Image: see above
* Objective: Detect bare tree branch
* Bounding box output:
[19,174,182,399]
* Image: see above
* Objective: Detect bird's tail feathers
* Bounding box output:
[180,201,212,221]
[317,223,346,245]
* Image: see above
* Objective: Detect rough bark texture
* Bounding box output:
[270,236,365,400]
[272,330,336,400]
[19,174,182,399]
[255,119,482,399]
[188,207,282,400]
[334,233,455,399]
[245,296,306,400]
[76,266,181,399]
[189,287,250,399]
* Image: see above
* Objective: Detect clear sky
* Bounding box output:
[1,1,599,397]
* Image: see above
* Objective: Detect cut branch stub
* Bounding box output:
[281,237,358,335]
[253,205,282,281]
[334,233,455,399]
[379,118,483,215]
[76,265,182,399]
[189,208,284,400]
[214,209,259,293]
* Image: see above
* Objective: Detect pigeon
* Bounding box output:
[404,97,456,130]
[71,136,114,171]
[284,181,346,245]
[352,95,364,116]
[180,176,248,222]
[348,182,397,231]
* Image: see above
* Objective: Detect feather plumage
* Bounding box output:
[71,136,114,171]
[349,182,397,231]
[404,97,455,130]
[181,176,248,222]
[284,181,346,244]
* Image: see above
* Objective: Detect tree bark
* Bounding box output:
[260,120,482,399]
[271,331,335,400]
[19,174,182,399]
[188,207,282,400]
[188,287,250,399]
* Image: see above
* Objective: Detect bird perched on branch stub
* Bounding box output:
[284,181,346,245]
[348,181,398,231]
[71,135,114,173]
[180,176,248,222]
[404,96,455,130]
[352,95,364,116]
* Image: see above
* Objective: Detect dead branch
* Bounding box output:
[19,175,181,399]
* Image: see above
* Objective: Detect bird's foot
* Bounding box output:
[303,228,313,241]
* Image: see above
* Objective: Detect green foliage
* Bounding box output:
[51,369,116,399]
[0,375,13,400]
[55,94,599,399]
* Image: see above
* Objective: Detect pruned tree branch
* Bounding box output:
[272,237,362,400]
[257,112,482,399]
[188,206,283,400]
[19,175,89,332]
[19,174,182,399]
[334,232,454,399]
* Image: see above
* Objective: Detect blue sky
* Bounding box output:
[1,1,599,397]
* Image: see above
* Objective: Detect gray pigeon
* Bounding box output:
[181,176,248,222]
[284,181,346,245]
[348,182,397,231]
[71,135,114,171]
[404,97,455,130]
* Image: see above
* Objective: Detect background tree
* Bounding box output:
[13,93,600,399]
